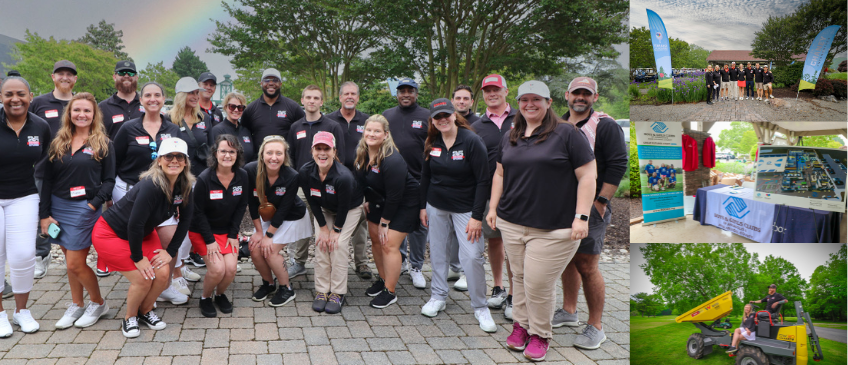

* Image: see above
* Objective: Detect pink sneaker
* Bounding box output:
[506,322,530,351]
[523,334,549,361]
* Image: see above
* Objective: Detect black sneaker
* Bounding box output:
[270,285,296,307]
[121,317,140,338]
[324,293,345,314]
[200,297,216,318]
[370,289,397,309]
[726,346,737,353]
[138,311,166,330]
[366,278,385,297]
[312,292,328,312]
[252,279,277,301]
[187,252,206,267]
[214,294,233,313]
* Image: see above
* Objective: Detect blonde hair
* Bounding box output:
[354,115,397,171]
[255,136,290,202]
[49,93,109,162]
[169,91,203,126]
[744,304,753,317]
[139,154,195,208]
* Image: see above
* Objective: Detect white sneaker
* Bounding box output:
[180,266,201,282]
[34,255,50,279]
[157,286,189,305]
[421,298,446,317]
[453,274,468,291]
[55,303,85,329]
[172,277,191,296]
[410,268,426,289]
[0,312,11,337]
[236,264,242,273]
[447,269,461,281]
[475,308,497,333]
[769,94,774,98]
[12,309,39,333]
[74,301,109,328]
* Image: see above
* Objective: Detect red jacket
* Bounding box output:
[703,136,716,168]
[682,134,699,171]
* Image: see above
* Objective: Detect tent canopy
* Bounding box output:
[750,122,848,145]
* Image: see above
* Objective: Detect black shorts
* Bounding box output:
[366,202,420,233]
[577,203,612,255]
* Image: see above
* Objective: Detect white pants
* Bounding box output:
[0,194,38,294]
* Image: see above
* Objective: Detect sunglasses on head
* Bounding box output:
[162,153,186,162]
[117,71,137,77]
[227,104,246,112]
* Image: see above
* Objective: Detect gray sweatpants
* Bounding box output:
[426,204,486,309]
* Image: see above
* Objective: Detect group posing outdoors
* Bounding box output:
[0,59,626,361]
[704,61,775,105]
[644,160,677,191]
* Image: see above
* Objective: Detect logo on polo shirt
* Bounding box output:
[412,120,423,129]
[277,110,287,118]
[325,184,335,195]
[651,122,668,134]
[297,130,307,139]
[197,121,206,129]
[243,136,251,143]
[233,186,243,196]
[371,165,380,173]
[451,150,464,160]
[27,136,40,146]
[275,187,286,196]
[82,147,94,155]
[139,106,145,112]
[214,115,220,122]
[174,195,183,205]
[160,134,172,139]
[113,114,125,123]
[356,125,364,133]
[722,196,750,219]
[45,110,59,118]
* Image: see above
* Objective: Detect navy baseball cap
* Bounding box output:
[396,78,418,90]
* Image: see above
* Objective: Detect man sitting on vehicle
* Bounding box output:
[749,284,788,318]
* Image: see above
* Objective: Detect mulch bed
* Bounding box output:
[772,88,816,99]
[630,197,642,220]
[606,197,630,252]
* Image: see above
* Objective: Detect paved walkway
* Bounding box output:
[631,97,847,121]
[0,260,630,364]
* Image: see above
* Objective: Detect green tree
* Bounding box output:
[629,27,653,71]
[640,243,758,315]
[550,50,630,119]
[805,244,846,321]
[749,145,759,160]
[632,292,665,317]
[77,20,132,61]
[800,135,844,149]
[716,122,758,156]
[744,255,808,317]
[138,61,181,99]
[792,0,847,71]
[172,46,209,79]
[687,44,711,69]
[751,15,800,68]
[4,31,116,102]
[669,38,690,69]
[629,123,639,198]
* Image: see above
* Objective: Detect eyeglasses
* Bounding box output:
[227,104,246,112]
[433,113,452,121]
[262,77,281,83]
[149,141,158,160]
[117,71,137,77]
[218,149,237,156]
[162,153,186,162]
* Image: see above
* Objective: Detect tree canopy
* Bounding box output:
[805,244,847,321]
[138,61,181,99]
[716,122,758,156]
[800,135,844,149]
[172,46,209,79]
[752,0,847,68]
[77,20,132,61]
[631,292,666,317]
[629,27,711,71]
[744,255,807,317]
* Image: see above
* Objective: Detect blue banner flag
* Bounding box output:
[647,9,673,89]
[799,25,841,91]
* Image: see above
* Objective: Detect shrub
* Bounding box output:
[628,124,641,198]
[628,83,640,100]
[773,62,804,86]
[830,79,847,99]
[615,177,630,198]
[812,78,835,97]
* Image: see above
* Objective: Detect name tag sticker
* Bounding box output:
[253,189,258,197]
[113,114,125,123]
[296,130,307,139]
[70,186,86,198]
[210,190,224,200]
[430,147,441,157]
[310,188,321,197]
[356,125,364,133]
[136,136,150,145]
[45,110,59,118]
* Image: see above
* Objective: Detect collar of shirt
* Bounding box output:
[110,92,140,106]
[485,104,511,129]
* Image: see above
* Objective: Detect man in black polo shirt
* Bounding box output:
[754,63,765,101]
[382,78,430,289]
[100,61,144,141]
[326,81,372,280]
[241,68,305,145]
[553,77,627,351]
[451,84,480,124]
[745,62,755,100]
[198,72,224,126]
[750,284,788,317]
[720,64,731,101]
[729,62,739,101]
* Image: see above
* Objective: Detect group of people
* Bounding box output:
[726,284,789,353]
[705,62,775,105]
[1,59,627,362]
[644,161,677,191]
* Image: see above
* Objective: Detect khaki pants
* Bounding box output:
[290,188,315,265]
[313,204,364,295]
[497,217,580,339]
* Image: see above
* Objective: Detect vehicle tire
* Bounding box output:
[687,333,707,359]
[735,346,768,365]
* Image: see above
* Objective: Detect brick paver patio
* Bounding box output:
[0,260,629,364]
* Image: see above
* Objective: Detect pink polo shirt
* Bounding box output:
[486,104,511,129]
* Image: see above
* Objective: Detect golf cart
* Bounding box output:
[676,291,824,365]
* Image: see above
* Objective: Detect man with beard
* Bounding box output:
[100,61,144,141]
[326,81,372,280]
[198,72,224,127]
[382,78,430,289]
[241,68,305,145]
[554,77,627,350]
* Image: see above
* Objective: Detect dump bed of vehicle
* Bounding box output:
[675,291,733,323]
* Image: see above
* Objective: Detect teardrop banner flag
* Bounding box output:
[647,9,673,90]
[799,25,841,91]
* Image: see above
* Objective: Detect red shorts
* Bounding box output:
[91,217,162,272]
[188,232,236,256]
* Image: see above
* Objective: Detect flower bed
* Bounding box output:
[631,71,710,103]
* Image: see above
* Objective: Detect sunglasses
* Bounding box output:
[162,153,186,162]
[262,77,281,83]
[433,113,452,121]
[227,104,246,112]
[117,71,137,77]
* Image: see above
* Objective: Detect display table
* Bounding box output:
[693,184,842,243]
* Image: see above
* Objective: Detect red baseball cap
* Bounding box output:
[312,131,336,148]
[480,74,506,89]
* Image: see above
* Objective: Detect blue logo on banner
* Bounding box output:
[723,196,750,219]
[651,122,668,133]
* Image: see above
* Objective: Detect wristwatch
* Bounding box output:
[575,214,589,221]
[332,226,342,233]
[380,222,388,228]
[265,231,274,238]
[596,195,610,205]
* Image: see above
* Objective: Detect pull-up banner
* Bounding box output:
[637,122,685,224]
[799,25,841,91]
[647,9,673,90]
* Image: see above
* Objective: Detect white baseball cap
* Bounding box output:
[158,138,188,157]
[515,80,550,100]
[175,77,201,94]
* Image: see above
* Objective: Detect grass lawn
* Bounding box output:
[632,315,846,365]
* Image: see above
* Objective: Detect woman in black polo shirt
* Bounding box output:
[0,76,52,336]
[299,132,364,315]
[354,115,419,309]
[245,136,311,307]
[418,98,495,333]
[208,92,255,163]
[189,134,248,317]
[726,303,756,353]
[487,81,596,361]
[91,138,194,338]
[39,93,114,330]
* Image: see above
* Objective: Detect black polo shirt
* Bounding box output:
[729,68,738,81]
[462,110,481,125]
[200,102,224,127]
[190,167,249,243]
[496,123,595,230]
[208,118,256,163]
[0,111,52,199]
[113,115,181,185]
[471,108,516,183]
[382,104,430,180]
[755,68,764,83]
[287,115,346,170]
[760,292,787,315]
[102,178,194,262]
[763,71,774,84]
[99,92,144,141]
[241,95,305,145]
[357,150,419,221]
[713,70,722,84]
[244,161,307,229]
[325,109,371,171]
[705,71,713,86]
[742,313,756,332]
[299,160,363,229]
[720,69,730,82]
[174,113,213,177]
[564,110,628,198]
[39,142,116,219]
[745,67,755,81]
[29,91,69,137]
[420,128,489,220]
